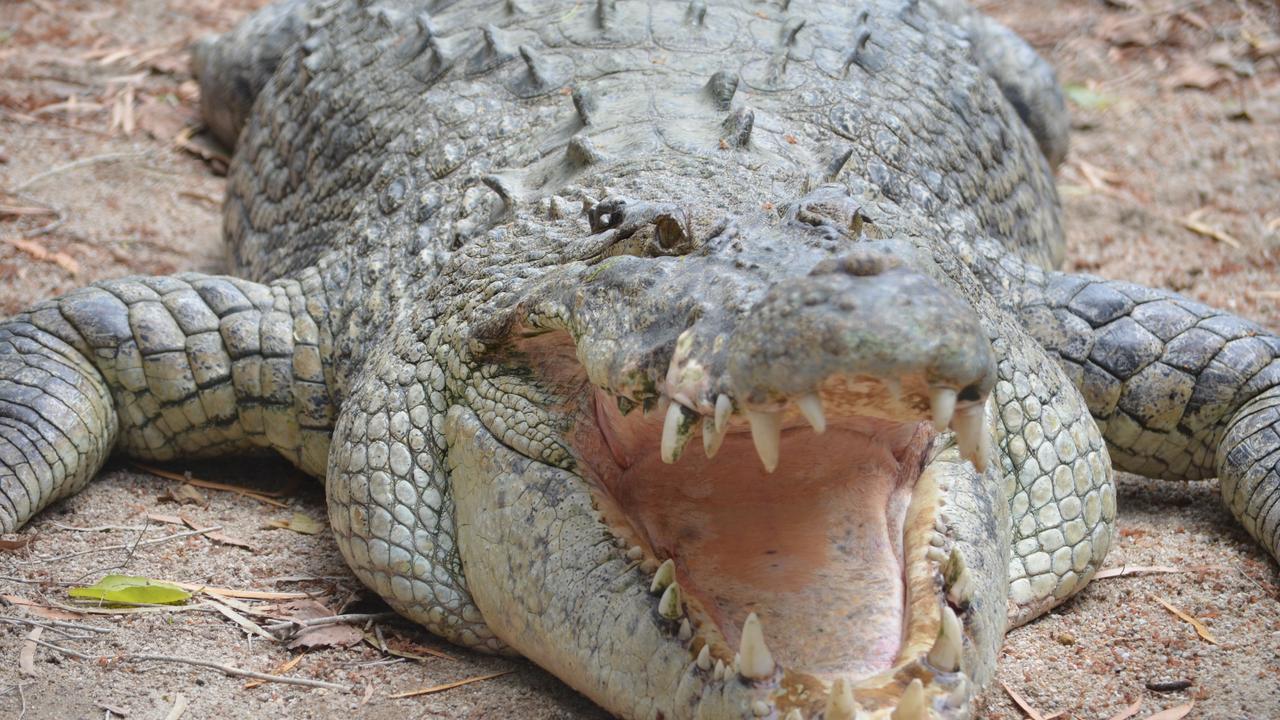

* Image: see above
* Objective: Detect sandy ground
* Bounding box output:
[0,1,1278,718]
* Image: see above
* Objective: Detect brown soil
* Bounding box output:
[1,1,1278,718]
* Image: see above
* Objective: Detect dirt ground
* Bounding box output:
[0,0,1278,718]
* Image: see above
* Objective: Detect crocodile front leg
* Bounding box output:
[0,268,339,532]
[1020,268,1280,562]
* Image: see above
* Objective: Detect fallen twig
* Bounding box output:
[0,615,110,638]
[19,526,222,565]
[25,637,352,691]
[161,693,188,720]
[12,152,146,192]
[265,612,395,640]
[133,463,289,507]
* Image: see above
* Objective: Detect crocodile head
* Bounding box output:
[441,185,1010,719]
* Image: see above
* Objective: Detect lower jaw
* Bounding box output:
[586,415,958,709]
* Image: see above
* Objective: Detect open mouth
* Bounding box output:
[535,334,987,717]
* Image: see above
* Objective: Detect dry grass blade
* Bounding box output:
[245,654,305,689]
[1178,216,1241,249]
[1144,702,1194,720]
[1000,679,1048,720]
[206,598,273,640]
[1152,595,1218,644]
[1108,699,1144,720]
[165,580,314,601]
[0,205,56,217]
[1094,565,1182,579]
[389,670,513,699]
[133,463,289,506]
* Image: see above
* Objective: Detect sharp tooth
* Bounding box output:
[737,612,775,679]
[702,416,726,458]
[752,700,770,717]
[926,547,947,562]
[678,618,692,642]
[945,549,973,606]
[658,582,683,619]
[929,387,956,432]
[662,403,695,463]
[891,678,927,720]
[714,659,726,681]
[795,392,826,433]
[715,393,733,432]
[696,644,712,671]
[784,711,804,720]
[825,678,856,720]
[747,410,782,472]
[928,606,963,672]
[951,404,987,473]
[651,558,676,594]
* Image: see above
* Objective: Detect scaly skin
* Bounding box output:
[2,1,1278,718]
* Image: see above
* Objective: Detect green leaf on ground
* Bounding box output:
[1064,84,1116,110]
[69,575,192,605]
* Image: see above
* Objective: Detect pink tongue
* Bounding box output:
[609,426,916,679]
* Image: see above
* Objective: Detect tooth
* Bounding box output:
[825,677,857,720]
[659,582,683,619]
[929,387,956,432]
[626,545,644,561]
[651,558,676,593]
[703,417,726,458]
[948,676,969,706]
[747,410,782,472]
[662,403,695,463]
[679,618,692,642]
[795,392,826,433]
[737,612,775,679]
[696,644,712,671]
[892,678,927,720]
[945,549,973,606]
[928,605,963,672]
[752,700,770,717]
[883,377,903,404]
[784,711,804,720]
[715,393,732,432]
[714,659,726,681]
[926,547,947,563]
[951,404,987,473]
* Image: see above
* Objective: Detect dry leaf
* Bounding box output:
[165,582,312,601]
[1164,62,1227,91]
[389,671,513,699]
[1153,595,1218,644]
[19,626,42,677]
[245,654,305,689]
[1108,699,1143,720]
[266,512,325,535]
[158,484,206,505]
[1145,702,1194,720]
[2,237,79,275]
[2,594,86,620]
[277,599,363,649]
[0,534,34,551]
[362,629,459,662]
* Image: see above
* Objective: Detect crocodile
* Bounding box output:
[2,1,1278,718]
